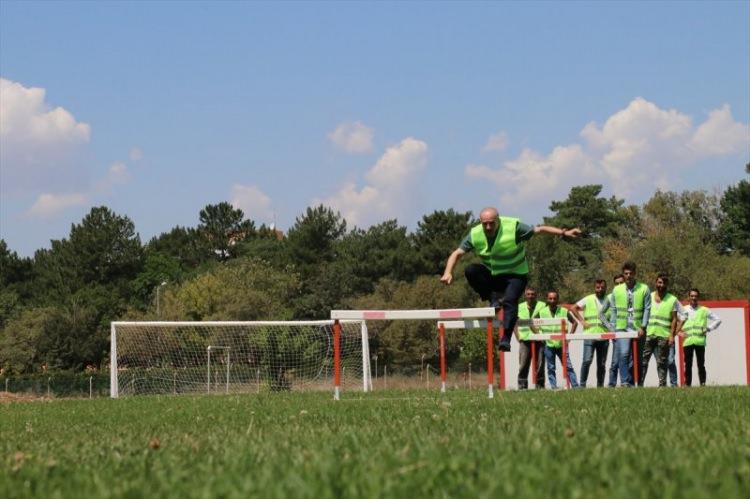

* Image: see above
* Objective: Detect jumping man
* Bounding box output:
[441,207,580,352]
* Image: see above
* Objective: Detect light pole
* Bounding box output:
[156,281,167,317]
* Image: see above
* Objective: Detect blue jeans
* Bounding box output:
[668,343,678,387]
[581,339,609,387]
[608,339,620,387]
[545,345,579,389]
[615,336,634,386]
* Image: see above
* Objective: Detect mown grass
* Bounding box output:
[1,387,749,498]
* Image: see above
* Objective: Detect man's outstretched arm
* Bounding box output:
[534,226,582,238]
[440,248,466,285]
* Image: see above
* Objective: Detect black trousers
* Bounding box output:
[464,264,527,339]
[684,345,706,386]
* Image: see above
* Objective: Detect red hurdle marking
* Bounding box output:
[439,310,463,318]
[362,311,387,320]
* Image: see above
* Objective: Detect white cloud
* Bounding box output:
[317,138,429,226]
[27,193,87,218]
[482,131,509,152]
[327,121,374,154]
[688,104,750,156]
[231,184,274,224]
[0,78,91,195]
[129,147,143,161]
[468,97,750,206]
[94,162,131,195]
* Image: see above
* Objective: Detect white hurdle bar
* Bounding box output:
[331,308,496,320]
[331,308,497,400]
[438,317,640,390]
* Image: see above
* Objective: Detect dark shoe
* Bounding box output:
[498,338,511,352]
[489,292,503,310]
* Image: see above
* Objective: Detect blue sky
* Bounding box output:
[1,1,749,257]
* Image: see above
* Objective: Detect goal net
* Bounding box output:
[110,320,370,398]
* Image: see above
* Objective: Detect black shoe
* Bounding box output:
[489,293,503,310]
[498,338,511,352]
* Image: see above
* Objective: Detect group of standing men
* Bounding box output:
[441,207,721,390]
[513,264,721,389]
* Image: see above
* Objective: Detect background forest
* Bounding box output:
[1,165,748,376]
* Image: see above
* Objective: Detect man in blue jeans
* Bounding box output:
[572,279,614,387]
[441,207,580,352]
[600,262,651,387]
[536,290,579,389]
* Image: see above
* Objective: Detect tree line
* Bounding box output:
[1,165,748,375]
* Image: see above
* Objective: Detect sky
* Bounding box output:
[1,1,749,257]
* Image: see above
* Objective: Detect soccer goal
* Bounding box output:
[110,320,370,398]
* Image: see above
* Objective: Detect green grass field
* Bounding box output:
[2,387,749,498]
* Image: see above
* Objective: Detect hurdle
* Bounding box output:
[331,308,497,400]
[439,317,639,389]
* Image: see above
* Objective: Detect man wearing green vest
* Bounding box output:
[514,287,546,389]
[572,279,613,388]
[441,207,581,352]
[536,290,579,389]
[641,274,678,387]
[600,261,651,387]
[677,288,722,386]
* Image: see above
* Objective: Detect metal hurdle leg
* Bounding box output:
[497,309,506,391]
[561,319,570,389]
[678,336,686,387]
[631,338,639,387]
[439,323,447,394]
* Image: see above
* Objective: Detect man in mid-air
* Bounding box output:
[441,207,580,352]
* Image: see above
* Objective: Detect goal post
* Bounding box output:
[110,320,368,398]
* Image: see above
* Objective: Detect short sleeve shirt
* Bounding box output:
[459,221,535,252]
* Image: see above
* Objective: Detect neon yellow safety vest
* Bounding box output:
[582,294,607,334]
[537,305,569,348]
[683,306,709,347]
[469,217,529,276]
[646,292,677,338]
[612,283,649,330]
[517,301,545,341]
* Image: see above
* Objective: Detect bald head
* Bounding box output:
[479,207,500,236]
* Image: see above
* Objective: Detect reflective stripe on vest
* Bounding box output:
[612,283,648,330]
[582,294,606,334]
[646,292,677,338]
[517,301,545,341]
[683,306,709,347]
[538,305,568,348]
[469,217,529,276]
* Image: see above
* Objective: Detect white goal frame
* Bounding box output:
[110,320,370,398]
